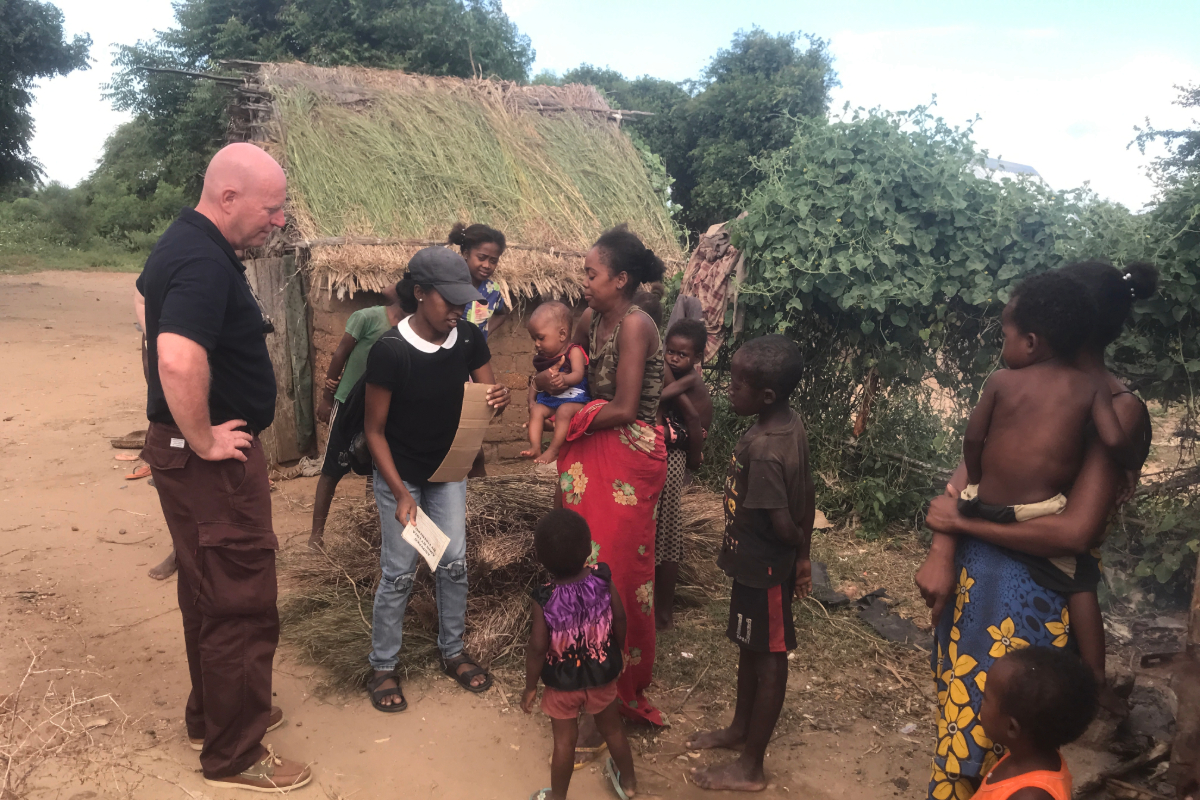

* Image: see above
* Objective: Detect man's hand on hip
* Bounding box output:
[195,419,253,462]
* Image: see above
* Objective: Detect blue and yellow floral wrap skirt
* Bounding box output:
[928,536,1076,800]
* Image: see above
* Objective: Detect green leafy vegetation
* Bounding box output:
[538,28,838,235]
[692,102,1199,591]
[0,0,90,187]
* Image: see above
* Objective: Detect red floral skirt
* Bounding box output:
[557,400,669,725]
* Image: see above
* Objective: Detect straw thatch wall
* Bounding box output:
[234,62,684,302]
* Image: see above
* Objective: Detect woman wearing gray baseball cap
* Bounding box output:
[361,246,511,711]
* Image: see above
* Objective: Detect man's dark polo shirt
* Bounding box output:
[136,208,276,433]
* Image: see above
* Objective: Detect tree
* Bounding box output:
[0,0,91,187]
[1135,82,1200,187]
[104,0,533,197]
[559,65,690,180]
[678,28,837,232]
[544,30,837,235]
[80,119,187,249]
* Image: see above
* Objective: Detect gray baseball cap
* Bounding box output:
[407,246,484,306]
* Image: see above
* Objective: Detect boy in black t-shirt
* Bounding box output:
[687,335,815,792]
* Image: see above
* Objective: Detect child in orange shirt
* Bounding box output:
[975,647,1097,800]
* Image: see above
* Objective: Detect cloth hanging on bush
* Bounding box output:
[679,221,742,361]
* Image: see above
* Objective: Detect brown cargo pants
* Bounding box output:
[142,422,279,779]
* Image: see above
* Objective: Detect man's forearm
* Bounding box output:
[159,346,215,452]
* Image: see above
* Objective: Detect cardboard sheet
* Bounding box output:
[401,507,451,572]
[428,382,495,483]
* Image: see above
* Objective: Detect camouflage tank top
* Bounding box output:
[588,304,663,425]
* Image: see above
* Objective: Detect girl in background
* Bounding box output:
[451,222,510,340]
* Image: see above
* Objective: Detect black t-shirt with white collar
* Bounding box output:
[136,208,276,433]
[364,317,490,483]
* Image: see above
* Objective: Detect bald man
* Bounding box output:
[136,143,311,791]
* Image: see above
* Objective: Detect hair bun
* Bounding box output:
[1122,261,1159,300]
[639,247,665,285]
[447,222,468,247]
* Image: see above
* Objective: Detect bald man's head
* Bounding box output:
[195,143,287,250]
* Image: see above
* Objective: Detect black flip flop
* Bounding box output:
[442,652,493,694]
[367,672,407,713]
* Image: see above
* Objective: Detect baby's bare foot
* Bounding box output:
[148,550,177,580]
[533,445,560,465]
[519,447,542,459]
[686,727,745,751]
[690,761,766,792]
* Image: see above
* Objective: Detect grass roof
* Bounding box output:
[241,63,683,300]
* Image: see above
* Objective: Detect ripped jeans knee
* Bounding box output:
[381,570,416,594]
[368,568,418,671]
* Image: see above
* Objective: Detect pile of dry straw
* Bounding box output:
[279,474,726,690]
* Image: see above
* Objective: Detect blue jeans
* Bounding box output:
[368,472,468,671]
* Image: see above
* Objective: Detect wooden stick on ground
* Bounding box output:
[1072,741,1170,798]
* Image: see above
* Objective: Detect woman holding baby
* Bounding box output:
[916,260,1158,798]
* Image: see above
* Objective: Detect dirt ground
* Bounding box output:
[0,271,1124,800]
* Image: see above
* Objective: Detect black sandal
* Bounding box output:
[367,672,407,713]
[442,651,493,693]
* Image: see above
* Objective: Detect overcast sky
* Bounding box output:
[29,0,1199,210]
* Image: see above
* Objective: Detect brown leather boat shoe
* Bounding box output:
[190,705,284,751]
[202,745,312,793]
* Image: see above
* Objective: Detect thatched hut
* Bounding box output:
[228,62,684,465]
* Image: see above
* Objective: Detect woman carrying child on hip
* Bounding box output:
[917,261,1157,799]
[523,509,637,800]
[521,302,591,465]
[955,268,1153,715]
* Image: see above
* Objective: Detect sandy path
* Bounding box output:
[0,271,932,799]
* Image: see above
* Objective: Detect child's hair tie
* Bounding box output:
[1122,271,1136,298]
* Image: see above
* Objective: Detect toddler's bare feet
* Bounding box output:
[690,761,766,792]
[685,727,745,751]
[533,444,560,465]
[148,550,177,580]
[519,446,542,459]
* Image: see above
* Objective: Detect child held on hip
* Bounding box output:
[973,647,1097,800]
[522,302,592,465]
[686,334,815,792]
[653,318,712,632]
[959,270,1146,714]
[522,509,636,800]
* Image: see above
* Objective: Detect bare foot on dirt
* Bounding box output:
[148,550,177,580]
[532,444,560,465]
[690,761,766,792]
[519,447,542,459]
[686,727,746,751]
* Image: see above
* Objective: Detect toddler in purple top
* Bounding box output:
[522,509,637,800]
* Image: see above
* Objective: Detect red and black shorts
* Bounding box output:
[726,574,796,653]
